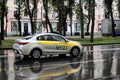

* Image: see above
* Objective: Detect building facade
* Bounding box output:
[5,0,79,36]
[5,0,119,36]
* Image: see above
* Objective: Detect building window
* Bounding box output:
[24,9,28,16]
[52,12,56,19]
[98,23,101,31]
[14,0,18,4]
[98,15,101,20]
[52,22,57,32]
[114,23,117,29]
[97,5,100,11]
[24,0,27,5]
[36,22,41,33]
[11,21,18,31]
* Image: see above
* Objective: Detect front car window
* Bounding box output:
[51,35,66,42]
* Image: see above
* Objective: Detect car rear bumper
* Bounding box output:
[13,49,22,55]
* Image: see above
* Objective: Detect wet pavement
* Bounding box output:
[0,44,120,80]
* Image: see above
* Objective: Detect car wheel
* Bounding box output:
[70,47,80,57]
[30,49,42,59]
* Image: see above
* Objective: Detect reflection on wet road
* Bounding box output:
[0,44,120,80]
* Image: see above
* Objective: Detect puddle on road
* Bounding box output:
[0,44,120,80]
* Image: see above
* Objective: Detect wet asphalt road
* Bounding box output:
[0,44,120,80]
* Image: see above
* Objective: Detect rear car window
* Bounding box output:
[22,36,33,40]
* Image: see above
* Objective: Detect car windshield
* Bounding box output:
[22,36,33,40]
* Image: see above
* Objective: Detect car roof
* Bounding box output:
[35,33,60,36]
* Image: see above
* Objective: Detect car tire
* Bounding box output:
[70,47,80,57]
[30,49,42,59]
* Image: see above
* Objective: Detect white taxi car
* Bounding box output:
[13,33,83,59]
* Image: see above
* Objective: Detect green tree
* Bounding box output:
[75,1,88,38]
[25,0,39,34]
[5,6,8,37]
[51,0,70,36]
[84,0,92,35]
[68,0,75,36]
[104,0,115,37]
[90,0,95,42]
[79,0,84,38]
[0,1,2,46]
[42,0,53,33]
[14,0,23,36]
[1,0,7,40]
[117,0,120,18]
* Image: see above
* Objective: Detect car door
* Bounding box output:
[36,35,59,54]
[51,35,69,54]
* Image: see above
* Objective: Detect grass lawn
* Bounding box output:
[69,36,120,45]
[1,36,120,48]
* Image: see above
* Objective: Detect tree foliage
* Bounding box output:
[117,0,120,18]
[0,0,8,40]
[90,0,95,42]
[14,0,24,36]
[42,0,53,33]
[25,0,39,34]
[50,0,74,36]
[104,0,115,37]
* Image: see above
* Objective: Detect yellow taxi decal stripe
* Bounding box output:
[36,41,80,47]
[36,41,56,45]
[59,42,80,47]
[37,68,80,79]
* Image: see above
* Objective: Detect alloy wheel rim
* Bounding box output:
[33,50,40,58]
[72,48,79,56]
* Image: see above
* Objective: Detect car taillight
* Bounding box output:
[17,42,29,45]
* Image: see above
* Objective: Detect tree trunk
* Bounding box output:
[1,0,5,40]
[43,0,53,33]
[5,12,8,37]
[86,16,90,34]
[18,0,22,36]
[86,0,91,35]
[59,12,63,35]
[63,16,67,36]
[69,8,73,36]
[118,0,120,18]
[79,0,84,38]
[110,6,115,37]
[90,0,95,42]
